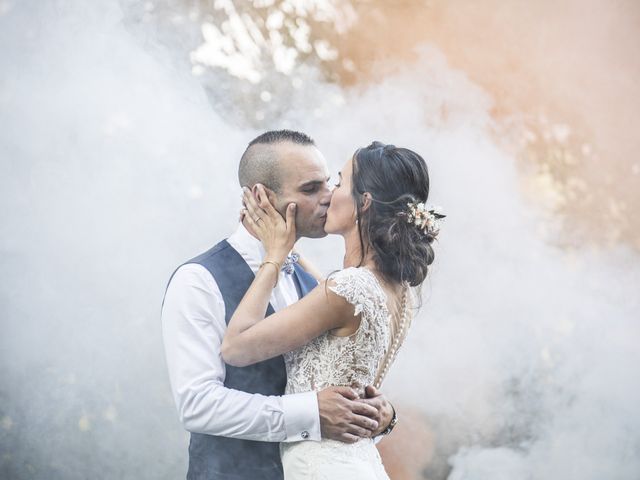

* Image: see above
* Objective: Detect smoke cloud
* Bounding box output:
[1,1,638,479]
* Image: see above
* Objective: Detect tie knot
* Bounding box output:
[281,252,300,275]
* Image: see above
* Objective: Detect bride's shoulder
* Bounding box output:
[326,266,376,286]
[324,267,385,314]
[329,266,364,279]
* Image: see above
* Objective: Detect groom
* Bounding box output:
[162,130,395,479]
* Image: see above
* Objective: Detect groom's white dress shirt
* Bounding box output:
[162,223,321,442]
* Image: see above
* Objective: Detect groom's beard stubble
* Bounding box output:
[298,213,329,240]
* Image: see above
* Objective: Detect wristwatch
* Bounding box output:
[380,405,398,436]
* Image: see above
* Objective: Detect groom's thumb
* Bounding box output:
[364,385,380,398]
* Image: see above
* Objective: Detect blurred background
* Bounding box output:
[1,0,639,479]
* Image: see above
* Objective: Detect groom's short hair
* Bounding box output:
[239,130,315,193]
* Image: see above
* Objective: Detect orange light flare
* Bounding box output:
[376,405,436,480]
[329,0,640,250]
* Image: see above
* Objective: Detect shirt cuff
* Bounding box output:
[281,391,321,442]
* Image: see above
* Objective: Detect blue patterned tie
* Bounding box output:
[281,252,300,275]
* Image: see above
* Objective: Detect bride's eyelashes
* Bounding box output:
[334,172,342,189]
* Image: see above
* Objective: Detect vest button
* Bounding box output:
[300,430,309,439]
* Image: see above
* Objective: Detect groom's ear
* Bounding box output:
[261,185,278,204]
[252,184,279,209]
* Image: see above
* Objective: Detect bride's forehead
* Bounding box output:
[331,157,352,179]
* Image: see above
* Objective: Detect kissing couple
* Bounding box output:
[162,130,444,479]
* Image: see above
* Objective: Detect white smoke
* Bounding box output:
[294,50,640,478]
[0,1,249,477]
[1,1,638,479]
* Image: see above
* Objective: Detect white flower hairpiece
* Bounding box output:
[404,202,446,238]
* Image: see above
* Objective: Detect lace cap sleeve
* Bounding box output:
[327,267,386,318]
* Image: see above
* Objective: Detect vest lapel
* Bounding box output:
[292,263,318,298]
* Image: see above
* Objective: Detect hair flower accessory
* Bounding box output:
[405,202,446,238]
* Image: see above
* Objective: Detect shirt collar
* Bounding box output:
[228,222,297,271]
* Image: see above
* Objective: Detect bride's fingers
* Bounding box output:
[242,187,259,212]
[243,202,262,227]
[285,203,297,236]
[242,188,266,223]
[242,208,259,230]
[255,184,287,223]
[242,187,260,208]
[242,202,267,234]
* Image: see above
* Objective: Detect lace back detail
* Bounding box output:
[282,267,411,397]
[327,267,388,321]
[281,267,402,479]
[373,286,412,388]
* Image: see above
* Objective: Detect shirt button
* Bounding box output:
[300,430,309,439]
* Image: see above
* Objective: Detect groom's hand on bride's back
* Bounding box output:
[360,385,394,437]
[317,386,379,443]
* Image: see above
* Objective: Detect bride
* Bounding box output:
[222,141,443,478]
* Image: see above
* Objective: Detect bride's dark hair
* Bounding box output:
[352,141,436,287]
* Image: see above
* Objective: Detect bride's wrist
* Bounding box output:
[263,254,281,263]
[264,250,287,265]
[259,259,281,287]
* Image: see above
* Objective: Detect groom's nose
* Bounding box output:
[319,184,332,205]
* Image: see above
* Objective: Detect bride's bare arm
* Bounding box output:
[222,184,355,367]
[222,280,355,367]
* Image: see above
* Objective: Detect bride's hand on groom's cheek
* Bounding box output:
[243,185,296,262]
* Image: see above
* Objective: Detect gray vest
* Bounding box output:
[169,239,317,480]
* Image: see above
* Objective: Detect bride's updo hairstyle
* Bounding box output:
[352,141,435,287]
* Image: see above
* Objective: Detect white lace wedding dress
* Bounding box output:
[280,267,411,479]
